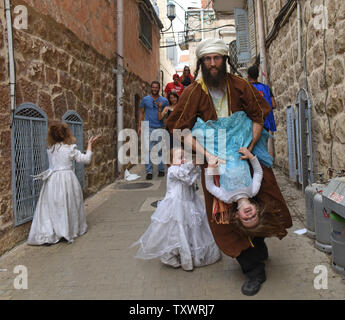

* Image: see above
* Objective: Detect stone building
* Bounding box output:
[213,0,345,188]
[0,0,162,255]
[258,0,345,181]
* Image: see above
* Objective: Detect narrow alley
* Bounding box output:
[0,164,344,300]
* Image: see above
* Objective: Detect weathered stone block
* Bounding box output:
[326,87,343,117]
[70,59,80,79]
[41,44,58,68]
[0,56,7,83]
[53,93,67,119]
[38,91,53,119]
[27,62,44,82]
[334,20,345,54]
[59,70,72,88]
[0,131,11,158]
[84,85,93,104]
[51,86,63,96]
[76,100,88,121]
[333,114,345,144]
[18,78,38,103]
[45,67,58,85]
[332,58,344,85]
[65,90,76,109]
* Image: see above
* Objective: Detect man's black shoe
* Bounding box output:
[158,171,165,177]
[146,173,153,180]
[241,274,266,296]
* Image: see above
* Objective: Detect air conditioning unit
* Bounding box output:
[188,0,201,9]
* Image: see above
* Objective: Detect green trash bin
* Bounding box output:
[330,212,345,276]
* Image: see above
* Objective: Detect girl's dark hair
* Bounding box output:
[230,199,287,239]
[194,55,242,79]
[167,92,179,105]
[47,121,76,147]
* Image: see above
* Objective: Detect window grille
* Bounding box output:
[229,40,248,75]
[139,5,152,50]
[62,111,85,189]
[11,103,48,226]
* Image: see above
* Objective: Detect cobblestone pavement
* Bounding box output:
[0,164,345,300]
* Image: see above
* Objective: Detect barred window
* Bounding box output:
[62,111,85,190]
[11,103,48,226]
[139,5,152,50]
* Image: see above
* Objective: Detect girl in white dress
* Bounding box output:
[132,148,221,271]
[27,122,99,245]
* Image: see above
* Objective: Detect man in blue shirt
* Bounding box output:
[137,81,169,180]
[247,65,277,157]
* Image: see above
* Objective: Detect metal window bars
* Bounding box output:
[11,103,48,226]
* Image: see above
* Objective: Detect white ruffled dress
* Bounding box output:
[27,143,92,245]
[132,163,221,271]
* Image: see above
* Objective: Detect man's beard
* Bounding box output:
[201,60,227,89]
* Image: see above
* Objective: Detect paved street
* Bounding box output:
[0,164,344,300]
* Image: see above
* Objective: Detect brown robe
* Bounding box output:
[166,73,293,258]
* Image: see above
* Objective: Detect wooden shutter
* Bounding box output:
[248,0,257,59]
[234,8,251,64]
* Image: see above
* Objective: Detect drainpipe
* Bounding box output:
[5,0,16,116]
[297,0,302,62]
[200,10,204,40]
[116,0,124,176]
[256,0,268,84]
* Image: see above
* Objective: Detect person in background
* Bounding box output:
[131,148,221,271]
[138,81,169,180]
[27,121,99,245]
[164,74,184,98]
[180,65,194,87]
[247,65,277,158]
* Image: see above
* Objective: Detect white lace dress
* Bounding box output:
[27,143,92,245]
[132,163,221,271]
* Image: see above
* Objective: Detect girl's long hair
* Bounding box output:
[47,121,76,147]
[231,199,287,239]
[167,91,179,106]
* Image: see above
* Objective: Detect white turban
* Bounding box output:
[195,38,229,60]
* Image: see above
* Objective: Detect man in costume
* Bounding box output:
[166,38,292,296]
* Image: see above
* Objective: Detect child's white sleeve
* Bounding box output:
[204,173,233,203]
[169,163,200,185]
[70,145,93,164]
[249,156,263,197]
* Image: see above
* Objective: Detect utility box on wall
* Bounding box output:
[322,177,345,275]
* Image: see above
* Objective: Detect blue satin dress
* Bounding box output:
[191,111,272,192]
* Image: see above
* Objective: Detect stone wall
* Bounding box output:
[0,0,117,256]
[123,0,161,84]
[21,0,116,59]
[261,0,345,178]
[0,0,163,256]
